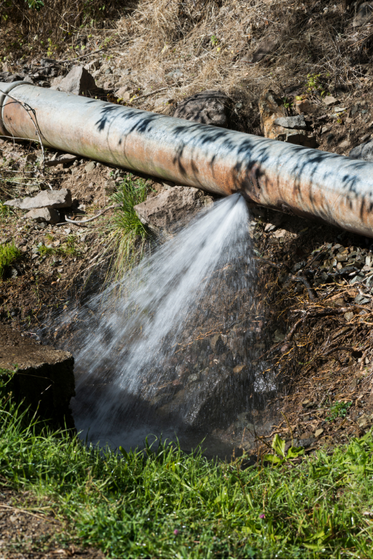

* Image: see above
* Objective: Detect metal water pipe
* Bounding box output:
[1,81,373,237]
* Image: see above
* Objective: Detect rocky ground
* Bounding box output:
[2,0,373,556]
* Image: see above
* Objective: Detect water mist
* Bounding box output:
[62,193,272,452]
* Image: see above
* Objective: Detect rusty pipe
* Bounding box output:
[1,81,373,236]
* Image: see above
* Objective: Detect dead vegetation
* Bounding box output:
[3,0,373,132]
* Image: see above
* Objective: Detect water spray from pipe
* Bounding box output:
[64,194,265,450]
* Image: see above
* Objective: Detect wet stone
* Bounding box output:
[0,325,74,426]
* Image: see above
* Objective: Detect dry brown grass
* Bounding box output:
[103,0,370,129]
[3,0,372,129]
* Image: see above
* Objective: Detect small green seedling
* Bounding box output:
[326,401,352,422]
[264,433,304,465]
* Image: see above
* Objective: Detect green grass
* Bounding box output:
[37,235,80,258]
[0,242,21,278]
[2,373,373,559]
[326,401,353,423]
[0,201,14,217]
[107,174,149,279]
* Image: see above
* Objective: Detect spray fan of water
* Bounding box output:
[62,193,276,454]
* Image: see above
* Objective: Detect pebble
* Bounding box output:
[85,161,96,173]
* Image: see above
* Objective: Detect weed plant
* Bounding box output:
[0,202,13,218]
[326,401,353,423]
[107,174,149,281]
[0,242,21,279]
[2,374,373,558]
[37,235,80,259]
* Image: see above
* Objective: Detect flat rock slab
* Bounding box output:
[0,325,75,426]
[274,115,307,129]
[5,188,72,210]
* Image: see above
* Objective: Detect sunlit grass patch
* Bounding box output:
[2,367,373,560]
[107,174,150,281]
[0,242,22,279]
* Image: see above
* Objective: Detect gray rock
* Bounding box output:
[173,90,230,128]
[0,324,74,426]
[274,115,307,129]
[323,95,337,106]
[50,66,97,95]
[24,207,60,224]
[134,186,214,233]
[5,188,72,210]
[349,139,373,162]
[353,2,373,27]
[84,161,96,173]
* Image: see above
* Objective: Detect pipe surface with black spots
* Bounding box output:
[1,81,373,236]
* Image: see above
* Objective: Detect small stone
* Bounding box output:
[272,228,287,239]
[361,133,372,143]
[274,115,307,129]
[299,437,315,448]
[115,87,132,101]
[349,273,365,285]
[233,365,245,374]
[259,89,316,146]
[51,66,98,96]
[24,207,60,224]
[339,140,350,149]
[349,139,373,162]
[210,334,220,350]
[324,96,337,106]
[264,223,276,232]
[166,68,183,79]
[314,428,324,438]
[344,311,354,321]
[84,161,96,173]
